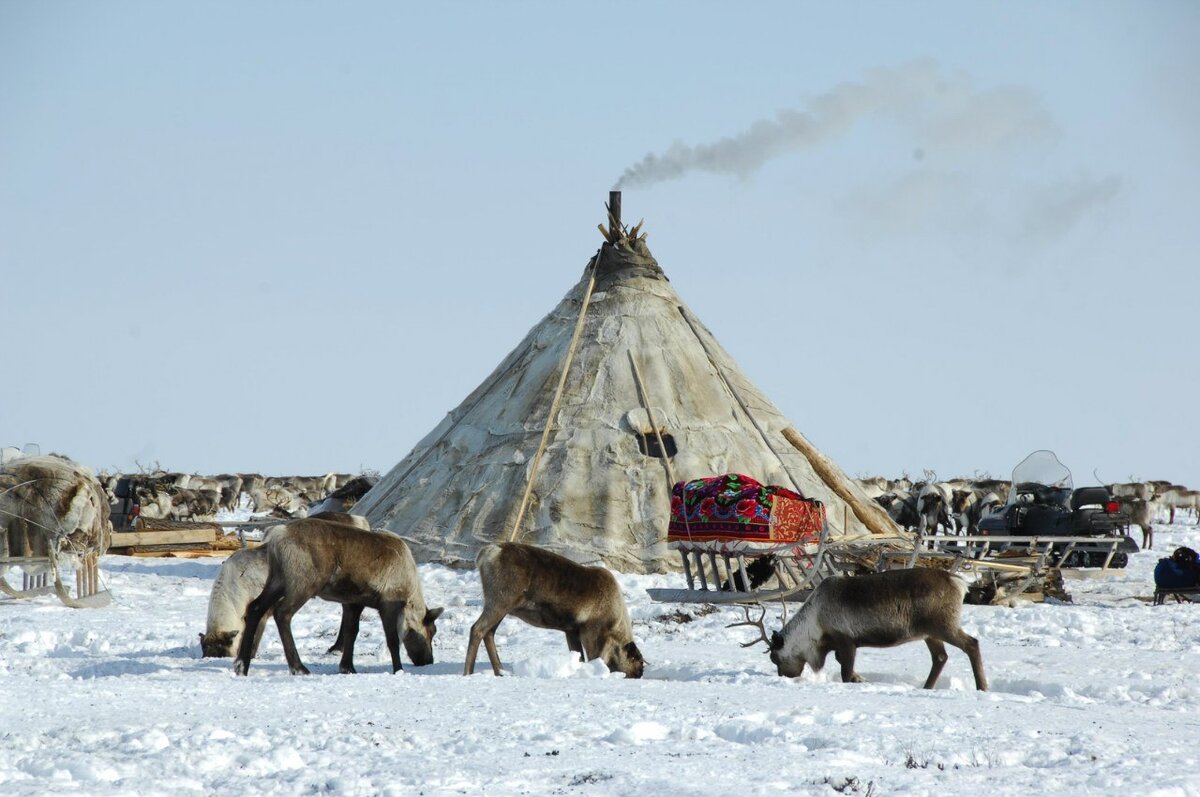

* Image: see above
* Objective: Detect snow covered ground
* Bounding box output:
[1,523,1198,796]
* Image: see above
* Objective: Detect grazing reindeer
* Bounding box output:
[234,518,442,676]
[201,546,270,658]
[200,512,369,657]
[464,543,645,678]
[731,568,987,690]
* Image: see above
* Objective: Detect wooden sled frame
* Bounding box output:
[911,534,1130,572]
[906,534,1132,603]
[0,549,111,608]
[647,522,836,605]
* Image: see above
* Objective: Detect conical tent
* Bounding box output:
[356,218,900,573]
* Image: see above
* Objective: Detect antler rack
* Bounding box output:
[726,605,772,649]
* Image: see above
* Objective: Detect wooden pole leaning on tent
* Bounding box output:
[627,351,691,541]
[781,427,901,538]
[506,248,602,543]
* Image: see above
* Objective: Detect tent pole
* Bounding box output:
[628,351,689,541]
[782,427,901,538]
[507,249,602,543]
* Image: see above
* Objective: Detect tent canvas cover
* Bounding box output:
[356,216,898,573]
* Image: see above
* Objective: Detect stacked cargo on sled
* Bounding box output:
[647,473,832,604]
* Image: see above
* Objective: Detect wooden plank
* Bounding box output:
[125,549,233,558]
[646,586,811,605]
[109,528,217,547]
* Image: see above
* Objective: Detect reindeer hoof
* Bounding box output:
[850,673,864,683]
[233,660,249,676]
[289,665,311,676]
[339,664,356,674]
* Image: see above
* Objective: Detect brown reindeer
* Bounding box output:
[733,568,987,690]
[464,543,644,678]
[1117,496,1154,549]
[234,518,442,676]
[200,512,369,658]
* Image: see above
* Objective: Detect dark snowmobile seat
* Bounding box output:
[1070,487,1111,510]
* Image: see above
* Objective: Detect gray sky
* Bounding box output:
[2,2,1197,487]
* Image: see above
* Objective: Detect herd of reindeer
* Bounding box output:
[204,514,989,691]
[852,474,1200,548]
[97,470,361,522]
[17,463,1192,691]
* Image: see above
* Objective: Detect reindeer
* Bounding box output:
[200,512,369,657]
[875,490,918,530]
[1159,487,1199,525]
[730,568,987,690]
[951,489,1005,536]
[201,546,271,657]
[233,517,442,676]
[133,484,173,520]
[464,543,645,678]
[853,477,890,501]
[1117,496,1154,549]
[916,483,955,534]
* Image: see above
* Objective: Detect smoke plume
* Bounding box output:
[613,60,1057,189]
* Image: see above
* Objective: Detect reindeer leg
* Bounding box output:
[465,608,507,676]
[923,638,949,689]
[833,640,863,683]
[379,600,406,673]
[483,628,503,675]
[273,597,311,676]
[250,608,271,658]
[234,582,285,675]
[463,624,483,676]
[944,630,988,691]
[566,628,584,662]
[337,603,364,674]
[327,607,348,654]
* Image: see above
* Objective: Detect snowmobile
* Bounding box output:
[978,450,1138,568]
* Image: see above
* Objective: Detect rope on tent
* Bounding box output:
[627,351,691,541]
[506,248,602,543]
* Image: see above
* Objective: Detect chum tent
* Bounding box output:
[355,197,900,573]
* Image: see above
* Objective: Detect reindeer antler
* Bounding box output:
[726,605,772,649]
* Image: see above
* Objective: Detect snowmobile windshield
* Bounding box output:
[1007,450,1073,505]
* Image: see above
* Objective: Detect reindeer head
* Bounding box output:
[199,630,238,658]
[603,640,645,679]
[401,606,444,666]
[769,632,812,678]
[730,605,823,678]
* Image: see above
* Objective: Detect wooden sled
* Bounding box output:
[647,522,836,605]
[0,550,111,608]
[907,534,1133,603]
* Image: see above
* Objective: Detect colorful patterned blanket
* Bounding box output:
[668,473,825,545]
